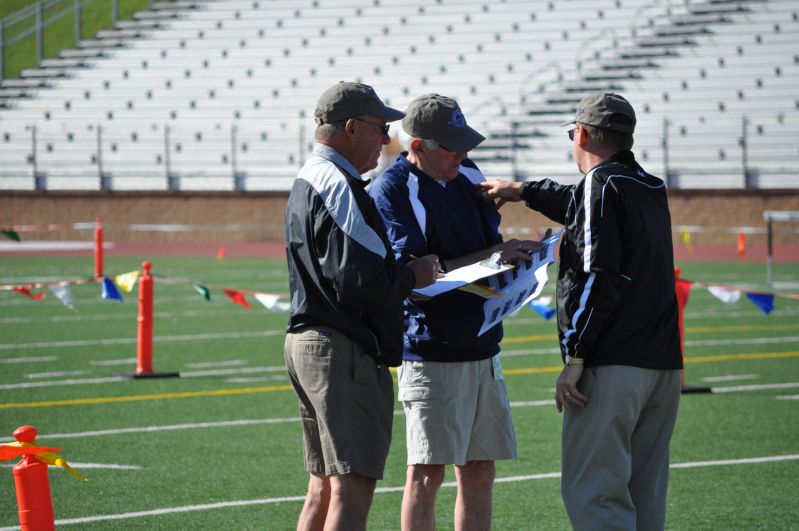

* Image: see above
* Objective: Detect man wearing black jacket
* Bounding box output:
[284,81,439,531]
[480,93,683,530]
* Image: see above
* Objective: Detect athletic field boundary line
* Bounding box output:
[1,454,795,529]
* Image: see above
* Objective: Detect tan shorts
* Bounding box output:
[284,325,394,479]
[398,356,517,466]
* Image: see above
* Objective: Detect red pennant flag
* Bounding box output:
[224,289,251,310]
[13,287,47,301]
[217,246,227,260]
[737,232,746,259]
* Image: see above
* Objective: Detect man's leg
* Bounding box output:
[401,464,445,531]
[561,366,645,531]
[454,460,494,531]
[630,370,682,531]
[324,472,377,531]
[297,473,330,531]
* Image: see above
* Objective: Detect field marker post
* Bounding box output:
[8,426,55,531]
[93,219,103,278]
[128,262,179,379]
[137,262,154,375]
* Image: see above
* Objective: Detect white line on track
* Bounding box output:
[1,454,794,529]
[776,394,799,400]
[687,336,799,347]
[0,330,283,350]
[1,356,59,364]
[27,370,87,379]
[18,402,554,442]
[185,359,247,369]
[0,309,256,325]
[0,365,289,390]
[701,374,758,383]
[0,462,141,471]
[90,358,137,366]
[225,375,288,383]
[712,382,799,393]
[0,376,126,390]
[182,366,286,378]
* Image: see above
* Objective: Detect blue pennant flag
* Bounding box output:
[745,292,774,315]
[528,296,556,320]
[101,277,123,302]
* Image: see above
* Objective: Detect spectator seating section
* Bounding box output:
[0,0,796,190]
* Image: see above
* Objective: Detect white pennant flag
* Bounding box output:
[254,293,290,312]
[49,284,75,309]
[707,286,741,305]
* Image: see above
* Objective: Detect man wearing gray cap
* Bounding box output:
[480,93,682,530]
[369,93,543,530]
[284,82,440,531]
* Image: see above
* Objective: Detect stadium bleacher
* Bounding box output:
[0,0,796,190]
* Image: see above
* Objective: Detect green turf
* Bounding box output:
[1,0,151,80]
[0,256,798,529]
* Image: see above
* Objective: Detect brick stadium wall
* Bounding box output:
[0,189,797,245]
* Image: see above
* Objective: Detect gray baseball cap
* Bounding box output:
[314,81,404,124]
[402,93,485,152]
[563,92,636,134]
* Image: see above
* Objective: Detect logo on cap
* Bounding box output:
[449,109,465,128]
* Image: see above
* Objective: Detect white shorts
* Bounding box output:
[398,355,517,466]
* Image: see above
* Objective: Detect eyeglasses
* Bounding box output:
[568,129,575,141]
[437,142,454,152]
[353,117,390,136]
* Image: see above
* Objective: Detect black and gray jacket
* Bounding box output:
[285,143,415,367]
[520,150,683,370]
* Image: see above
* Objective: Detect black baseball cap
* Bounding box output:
[314,81,404,124]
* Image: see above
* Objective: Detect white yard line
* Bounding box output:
[1,454,794,529]
[701,374,759,383]
[185,360,247,369]
[712,382,799,393]
[1,462,141,471]
[27,370,87,379]
[0,330,283,350]
[89,358,137,366]
[2,356,59,364]
[776,394,799,400]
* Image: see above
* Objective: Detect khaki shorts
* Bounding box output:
[284,325,394,480]
[398,356,517,466]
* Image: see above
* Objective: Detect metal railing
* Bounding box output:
[0,0,151,80]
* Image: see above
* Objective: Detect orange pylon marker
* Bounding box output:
[217,246,227,260]
[94,219,104,279]
[0,425,87,531]
[129,262,178,379]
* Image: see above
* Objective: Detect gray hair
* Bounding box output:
[315,121,345,141]
[397,126,438,152]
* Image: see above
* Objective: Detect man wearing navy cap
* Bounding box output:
[370,93,544,530]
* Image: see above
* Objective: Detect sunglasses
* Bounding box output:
[354,117,390,136]
[568,129,575,141]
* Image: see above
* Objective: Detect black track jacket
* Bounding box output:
[520,150,683,370]
[285,144,416,367]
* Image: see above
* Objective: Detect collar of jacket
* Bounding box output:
[586,149,638,175]
[313,143,367,182]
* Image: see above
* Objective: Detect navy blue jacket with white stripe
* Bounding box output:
[369,155,504,363]
[285,144,416,367]
[521,150,683,369]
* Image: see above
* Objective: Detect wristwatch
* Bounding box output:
[565,354,584,366]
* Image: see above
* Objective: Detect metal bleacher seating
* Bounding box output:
[0,0,796,191]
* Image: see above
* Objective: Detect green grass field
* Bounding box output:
[0,255,798,529]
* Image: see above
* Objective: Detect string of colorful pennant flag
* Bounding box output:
[0,270,290,312]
